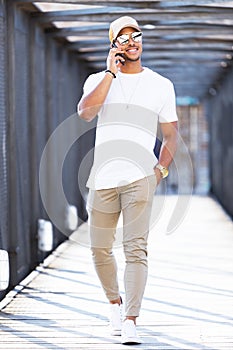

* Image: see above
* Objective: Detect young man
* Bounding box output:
[78,16,178,344]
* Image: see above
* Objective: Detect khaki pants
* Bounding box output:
[87,175,157,317]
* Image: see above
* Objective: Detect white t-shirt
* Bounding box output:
[79,67,178,190]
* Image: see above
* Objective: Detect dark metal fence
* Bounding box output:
[0,0,91,300]
[0,1,8,258]
[206,68,233,219]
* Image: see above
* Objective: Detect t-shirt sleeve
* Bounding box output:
[82,72,104,96]
[158,81,178,123]
[77,72,104,114]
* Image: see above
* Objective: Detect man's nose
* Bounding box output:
[128,37,135,45]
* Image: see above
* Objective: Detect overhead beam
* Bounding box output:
[14,0,233,10]
[32,8,233,23]
[63,34,233,49]
[79,49,229,59]
[46,25,233,39]
[74,42,233,53]
[87,57,228,66]
[76,48,233,57]
[13,0,233,100]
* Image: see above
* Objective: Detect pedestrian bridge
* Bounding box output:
[0,1,233,348]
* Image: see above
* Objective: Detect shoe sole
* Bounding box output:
[121,337,142,345]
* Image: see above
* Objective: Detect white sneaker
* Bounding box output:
[121,319,142,344]
[109,303,123,336]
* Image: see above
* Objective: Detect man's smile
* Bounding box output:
[126,47,138,54]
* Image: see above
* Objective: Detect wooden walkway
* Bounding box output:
[0,196,233,350]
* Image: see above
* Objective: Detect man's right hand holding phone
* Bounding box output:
[106,44,125,75]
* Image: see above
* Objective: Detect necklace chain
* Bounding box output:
[118,73,142,109]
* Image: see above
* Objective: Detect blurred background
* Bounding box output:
[0,0,232,300]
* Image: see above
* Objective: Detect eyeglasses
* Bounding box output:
[116,32,143,46]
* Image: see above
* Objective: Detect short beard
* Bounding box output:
[125,56,141,62]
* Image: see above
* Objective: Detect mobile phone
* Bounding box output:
[111,42,125,65]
